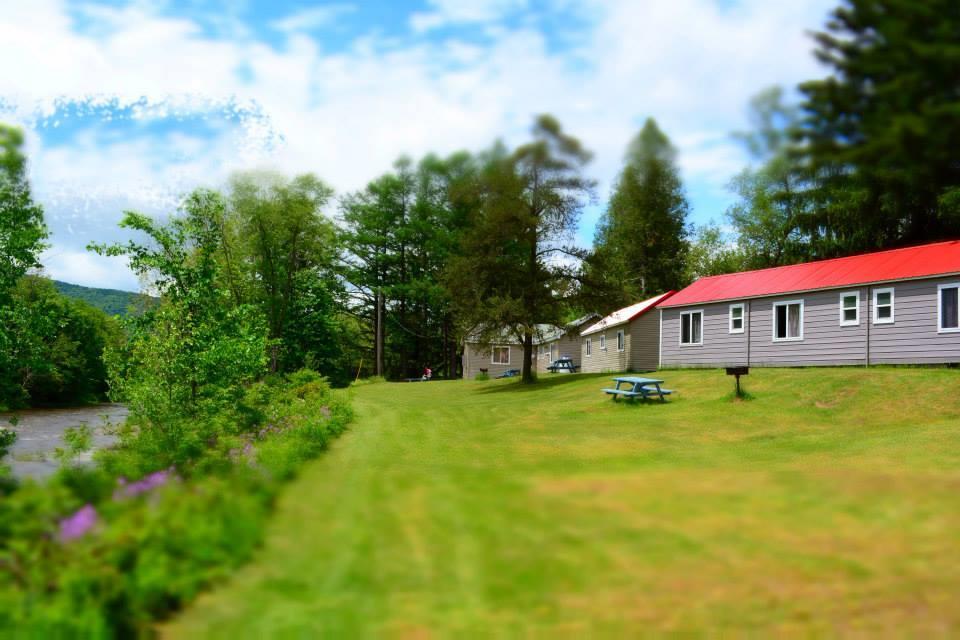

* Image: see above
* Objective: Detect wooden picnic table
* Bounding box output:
[602,376,673,402]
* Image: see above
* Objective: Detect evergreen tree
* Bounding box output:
[341,154,476,380]
[798,0,960,249]
[589,118,688,307]
[447,116,594,384]
[340,160,417,378]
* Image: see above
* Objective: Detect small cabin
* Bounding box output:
[580,292,675,374]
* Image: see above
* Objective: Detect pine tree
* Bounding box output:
[447,116,595,384]
[798,0,960,248]
[589,118,689,308]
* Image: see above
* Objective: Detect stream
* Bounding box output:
[1,405,128,480]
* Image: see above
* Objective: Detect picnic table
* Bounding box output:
[496,369,521,379]
[546,357,579,373]
[602,376,673,402]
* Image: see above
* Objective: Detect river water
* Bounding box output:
[1,404,128,480]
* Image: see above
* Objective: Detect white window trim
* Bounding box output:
[873,287,895,324]
[772,299,804,342]
[839,291,860,327]
[679,309,704,346]
[938,282,960,333]
[616,329,625,352]
[728,303,745,334]
[491,346,511,365]
[599,333,606,350]
[585,337,592,357]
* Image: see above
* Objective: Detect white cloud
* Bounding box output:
[42,249,137,291]
[410,0,528,33]
[0,0,836,290]
[269,5,355,33]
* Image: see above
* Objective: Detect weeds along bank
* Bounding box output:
[0,369,351,636]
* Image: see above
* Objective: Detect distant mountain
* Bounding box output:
[54,281,154,316]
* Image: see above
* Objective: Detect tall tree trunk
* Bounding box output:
[521,331,534,383]
[444,318,457,379]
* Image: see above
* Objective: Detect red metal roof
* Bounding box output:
[663,240,960,307]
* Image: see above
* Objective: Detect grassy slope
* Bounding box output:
[167,368,960,636]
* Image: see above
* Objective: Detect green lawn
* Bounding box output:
[166,368,960,636]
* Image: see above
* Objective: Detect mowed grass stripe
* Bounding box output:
[165,368,960,636]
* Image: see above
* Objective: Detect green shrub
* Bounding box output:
[475,372,490,381]
[0,369,351,636]
[53,424,93,466]
[0,425,15,457]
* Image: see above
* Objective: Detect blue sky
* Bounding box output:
[1,0,836,291]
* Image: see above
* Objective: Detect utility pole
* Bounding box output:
[375,288,385,376]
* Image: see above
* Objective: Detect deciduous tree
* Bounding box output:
[224,171,339,373]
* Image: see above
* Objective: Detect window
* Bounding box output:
[939,283,960,332]
[491,346,510,365]
[839,292,859,326]
[873,287,894,324]
[585,337,592,356]
[729,303,745,333]
[617,330,625,352]
[680,310,703,345]
[600,333,606,350]
[773,300,803,341]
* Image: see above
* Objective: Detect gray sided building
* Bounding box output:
[462,341,525,379]
[463,316,599,379]
[580,292,675,374]
[659,241,960,368]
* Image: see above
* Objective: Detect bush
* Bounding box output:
[0,425,15,457]
[475,372,490,381]
[0,369,351,636]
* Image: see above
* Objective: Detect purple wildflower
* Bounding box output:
[113,468,174,500]
[59,504,98,542]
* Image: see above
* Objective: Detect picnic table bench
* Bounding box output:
[602,376,673,403]
[495,369,521,379]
